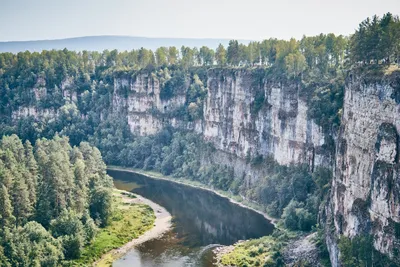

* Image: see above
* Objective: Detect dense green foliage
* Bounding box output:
[99,128,236,191]
[0,135,113,266]
[349,13,400,65]
[159,70,187,100]
[338,235,399,267]
[75,191,155,266]
[256,165,331,231]
[220,229,293,267]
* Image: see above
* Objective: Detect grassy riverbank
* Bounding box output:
[219,236,279,266]
[216,230,299,267]
[72,190,155,266]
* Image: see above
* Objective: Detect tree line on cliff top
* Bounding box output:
[0,33,347,77]
[1,13,398,79]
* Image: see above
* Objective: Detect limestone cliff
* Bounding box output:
[112,72,188,135]
[327,70,400,266]
[10,68,329,180]
[203,69,326,168]
[109,69,328,172]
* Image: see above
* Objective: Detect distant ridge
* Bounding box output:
[0,36,252,53]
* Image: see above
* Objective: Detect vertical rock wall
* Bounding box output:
[111,69,328,170]
[327,72,400,266]
[203,69,326,168]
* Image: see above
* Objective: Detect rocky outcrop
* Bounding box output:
[283,233,321,266]
[327,71,400,266]
[11,106,57,120]
[11,76,77,120]
[112,73,187,135]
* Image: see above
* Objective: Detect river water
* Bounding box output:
[109,169,274,267]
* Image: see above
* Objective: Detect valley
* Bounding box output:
[0,12,399,266]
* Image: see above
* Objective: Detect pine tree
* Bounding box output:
[11,172,31,226]
[227,40,240,66]
[379,13,395,63]
[79,142,112,188]
[168,46,179,65]
[0,158,12,190]
[0,184,15,229]
[0,135,25,163]
[34,137,75,225]
[23,140,38,208]
[73,157,88,214]
[0,244,10,267]
[215,44,227,66]
[34,139,54,226]
[0,134,114,263]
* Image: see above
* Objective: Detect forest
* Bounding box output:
[0,12,399,266]
[0,135,113,266]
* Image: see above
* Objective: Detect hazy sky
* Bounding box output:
[1,0,400,41]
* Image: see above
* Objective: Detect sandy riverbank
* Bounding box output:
[107,166,278,227]
[94,190,172,266]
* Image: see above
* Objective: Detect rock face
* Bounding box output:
[111,69,327,171]
[112,73,188,135]
[10,68,328,179]
[203,69,326,167]
[327,72,400,266]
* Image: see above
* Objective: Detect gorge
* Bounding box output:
[1,13,400,266]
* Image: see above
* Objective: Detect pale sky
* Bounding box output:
[1,0,400,42]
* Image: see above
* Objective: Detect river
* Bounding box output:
[109,169,274,267]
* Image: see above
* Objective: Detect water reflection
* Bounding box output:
[110,170,274,267]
